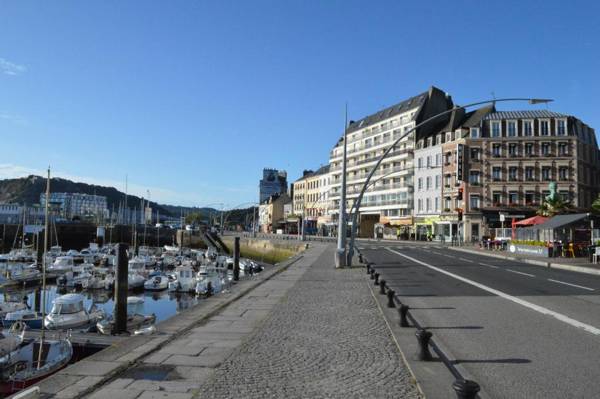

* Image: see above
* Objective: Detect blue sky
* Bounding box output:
[1,1,599,208]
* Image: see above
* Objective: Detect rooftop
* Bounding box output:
[484,110,568,120]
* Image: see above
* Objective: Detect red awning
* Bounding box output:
[514,215,549,226]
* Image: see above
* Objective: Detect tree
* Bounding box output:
[536,197,570,217]
[592,195,600,215]
[185,212,204,225]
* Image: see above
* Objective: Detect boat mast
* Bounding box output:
[37,167,51,369]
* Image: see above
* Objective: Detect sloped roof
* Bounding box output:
[484,110,568,120]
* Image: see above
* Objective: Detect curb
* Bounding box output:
[448,246,600,276]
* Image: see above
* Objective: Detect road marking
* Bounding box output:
[548,279,594,291]
[458,257,475,263]
[386,247,600,336]
[506,269,535,277]
[443,254,454,258]
[479,262,499,269]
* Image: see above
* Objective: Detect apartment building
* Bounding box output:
[413,132,444,239]
[258,193,291,233]
[292,165,331,234]
[40,192,109,220]
[328,86,454,238]
[259,168,288,204]
[437,108,600,242]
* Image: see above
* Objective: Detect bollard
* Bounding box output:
[366,264,371,274]
[233,237,240,281]
[374,272,380,285]
[415,329,433,361]
[113,243,129,335]
[387,289,396,308]
[206,281,213,297]
[399,304,409,327]
[379,279,386,294]
[370,269,375,280]
[359,253,363,263]
[452,379,481,399]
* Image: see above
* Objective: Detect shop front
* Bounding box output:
[414,216,441,241]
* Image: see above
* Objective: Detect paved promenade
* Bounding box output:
[76,243,419,399]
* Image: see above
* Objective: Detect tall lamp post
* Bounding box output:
[335,107,349,268]
[345,97,553,266]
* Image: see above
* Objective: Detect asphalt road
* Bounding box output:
[359,242,600,399]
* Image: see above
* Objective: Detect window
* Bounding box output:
[426,176,431,189]
[426,198,431,212]
[540,120,550,136]
[523,120,533,136]
[470,147,480,161]
[492,191,503,205]
[558,142,568,156]
[525,167,535,181]
[418,178,422,190]
[418,199,423,212]
[435,197,439,211]
[426,156,431,168]
[557,119,566,135]
[469,195,480,210]
[559,191,570,202]
[444,197,452,210]
[525,191,536,205]
[469,171,480,184]
[525,143,534,156]
[445,152,452,165]
[492,144,502,157]
[470,127,480,138]
[541,142,551,156]
[509,191,519,205]
[559,167,569,180]
[435,153,441,166]
[542,167,552,180]
[418,157,423,169]
[509,167,518,181]
[444,174,452,187]
[508,143,519,157]
[491,121,501,137]
[507,121,517,137]
[435,175,441,189]
[492,167,502,181]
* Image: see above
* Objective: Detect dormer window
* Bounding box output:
[470,127,480,138]
[540,120,550,136]
[557,119,567,135]
[507,121,517,137]
[491,122,501,137]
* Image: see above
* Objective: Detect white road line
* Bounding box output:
[479,262,499,269]
[443,254,454,258]
[506,269,535,277]
[386,247,600,336]
[548,279,595,291]
[458,257,475,263]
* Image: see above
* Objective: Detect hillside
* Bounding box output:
[0,175,212,218]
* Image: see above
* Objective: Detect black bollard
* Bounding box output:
[370,269,375,280]
[366,264,371,274]
[207,281,213,297]
[452,379,481,399]
[374,272,380,285]
[359,253,363,263]
[233,237,240,281]
[399,304,409,327]
[113,243,129,335]
[416,329,433,361]
[379,279,386,295]
[387,289,396,308]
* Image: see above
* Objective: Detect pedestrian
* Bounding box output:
[396,228,401,241]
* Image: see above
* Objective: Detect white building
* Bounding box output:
[40,192,109,220]
[413,133,443,240]
[328,86,454,238]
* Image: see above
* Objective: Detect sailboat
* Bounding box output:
[0,168,73,394]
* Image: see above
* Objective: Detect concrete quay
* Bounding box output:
[23,242,421,399]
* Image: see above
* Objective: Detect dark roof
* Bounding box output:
[484,110,567,120]
[294,164,330,182]
[532,213,589,230]
[462,105,496,127]
[346,91,430,133]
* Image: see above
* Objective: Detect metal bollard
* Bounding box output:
[369,269,375,280]
[379,279,386,294]
[452,379,481,399]
[366,264,371,274]
[415,329,433,361]
[359,253,363,263]
[399,304,409,327]
[387,289,396,308]
[374,272,380,285]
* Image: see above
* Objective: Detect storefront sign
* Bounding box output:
[456,143,464,182]
[509,244,549,257]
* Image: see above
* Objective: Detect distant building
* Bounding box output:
[259,168,288,203]
[40,192,109,220]
[258,193,291,233]
[292,165,331,234]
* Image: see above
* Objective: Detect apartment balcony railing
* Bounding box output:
[329,148,413,172]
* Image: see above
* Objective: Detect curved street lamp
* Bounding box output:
[343,97,553,266]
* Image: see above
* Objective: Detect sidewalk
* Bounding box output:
[449,244,600,275]
[80,243,419,399]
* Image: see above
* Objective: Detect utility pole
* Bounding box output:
[335,104,348,268]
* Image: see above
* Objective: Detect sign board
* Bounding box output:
[499,214,505,222]
[456,143,464,182]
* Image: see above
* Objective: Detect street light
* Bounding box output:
[335,106,349,268]
[345,97,553,265]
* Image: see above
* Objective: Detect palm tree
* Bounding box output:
[536,197,570,217]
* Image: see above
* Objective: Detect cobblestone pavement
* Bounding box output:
[200,246,420,399]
